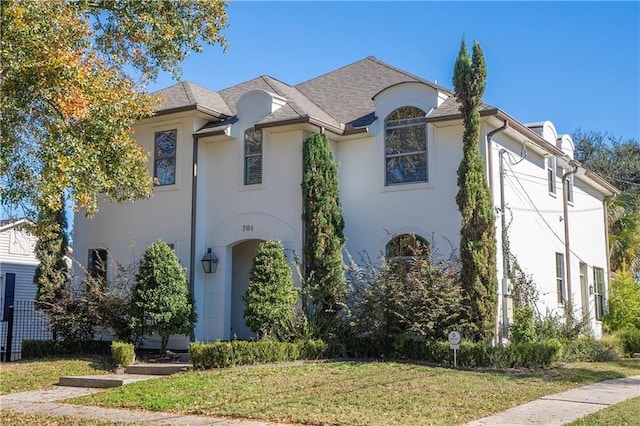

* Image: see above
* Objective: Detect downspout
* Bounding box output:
[562,165,578,311]
[189,134,199,342]
[486,120,509,345]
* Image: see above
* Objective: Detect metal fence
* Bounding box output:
[1,300,53,361]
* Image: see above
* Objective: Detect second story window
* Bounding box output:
[244,128,262,185]
[546,156,557,196]
[88,248,108,285]
[154,130,177,186]
[385,107,427,186]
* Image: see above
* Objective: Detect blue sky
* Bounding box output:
[149,1,640,141]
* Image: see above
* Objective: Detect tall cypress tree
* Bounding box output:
[302,132,346,331]
[453,39,498,341]
[34,200,71,339]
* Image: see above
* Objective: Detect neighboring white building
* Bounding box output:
[74,57,618,347]
[0,219,39,315]
[0,218,48,360]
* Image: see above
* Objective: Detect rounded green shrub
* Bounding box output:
[111,341,135,368]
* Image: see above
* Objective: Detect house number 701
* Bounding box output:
[242,225,253,232]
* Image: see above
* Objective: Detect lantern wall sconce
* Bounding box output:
[201,248,218,273]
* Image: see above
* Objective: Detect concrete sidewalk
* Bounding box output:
[466,375,640,425]
[1,375,639,425]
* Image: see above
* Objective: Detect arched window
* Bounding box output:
[385,107,427,185]
[244,128,262,185]
[386,234,430,259]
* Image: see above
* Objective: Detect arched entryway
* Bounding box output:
[231,239,263,340]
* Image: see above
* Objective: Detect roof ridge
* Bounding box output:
[181,81,195,104]
[261,76,308,119]
[368,57,453,94]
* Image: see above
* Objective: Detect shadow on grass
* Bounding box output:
[14,355,114,373]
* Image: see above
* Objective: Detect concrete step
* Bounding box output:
[58,374,157,388]
[125,363,192,375]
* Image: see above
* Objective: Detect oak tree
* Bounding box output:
[1,0,228,220]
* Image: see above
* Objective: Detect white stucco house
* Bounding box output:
[73,57,618,347]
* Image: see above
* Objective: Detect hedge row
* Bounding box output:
[22,339,112,358]
[329,337,563,368]
[189,339,325,369]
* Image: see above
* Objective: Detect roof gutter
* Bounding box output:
[255,116,345,135]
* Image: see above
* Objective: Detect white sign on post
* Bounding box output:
[448,331,461,349]
[448,331,461,368]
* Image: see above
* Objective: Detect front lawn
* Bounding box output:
[70,359,640,426]
[0,411,142,426]
[567,396,640,425]
[0,356,111,394]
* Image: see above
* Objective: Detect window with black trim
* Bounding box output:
[244,128,262,185]
[88,248,108,284]
[593,267,605,321]
[555,252,565,304]
[154,129,177,186]
[385,107,427,185]
[386,234,430,259]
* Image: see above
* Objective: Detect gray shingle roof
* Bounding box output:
[427,96,497,121]
[219,76,341,129]
[153,81,233,116]
[151,57,498,132]
[295,56,452,128]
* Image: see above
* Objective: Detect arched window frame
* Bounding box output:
[384,107,428,186]
[244,128,263,185]
[386,234,430,260]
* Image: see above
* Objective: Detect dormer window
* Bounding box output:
[244,128,262,185]
[385,107,427,185]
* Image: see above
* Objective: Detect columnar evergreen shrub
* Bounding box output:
[243,240,298,340]
[453,39,498,341]
[33,202,72,339]
[302,132,346,333]
[130,241,196,351]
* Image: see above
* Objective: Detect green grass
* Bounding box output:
[0,411,146,426]
[0,356,112,394]
[69,359,640,426]
[566,396,640,426]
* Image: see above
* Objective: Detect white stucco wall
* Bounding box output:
[489,129,609,337]
[194,126,304,341]
[74,112,207,349]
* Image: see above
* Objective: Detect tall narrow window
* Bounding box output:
[593,267,605,321]
[555,252,565,304]
[565,173,574,203]
[88,248,108,284]
[244,128,262,185]
[2,273,15,321]
[385,107,427,185]
[154,130,177,186]
[546,157,557,195]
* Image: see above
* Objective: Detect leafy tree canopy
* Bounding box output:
[1,0,228,218]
